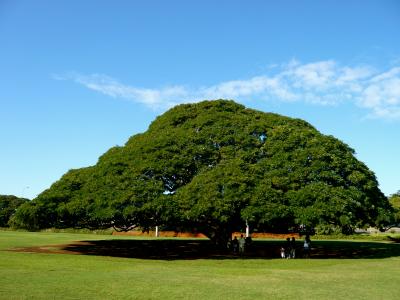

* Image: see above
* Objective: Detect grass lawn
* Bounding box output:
[1,230,399,299]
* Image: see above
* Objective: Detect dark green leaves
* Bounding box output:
[11,100,392,239]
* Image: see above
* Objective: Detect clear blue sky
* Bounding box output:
[1,0,399,199]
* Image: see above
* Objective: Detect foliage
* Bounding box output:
[11,100,393,244]
[0,195,29,227]
[389,191,400,223]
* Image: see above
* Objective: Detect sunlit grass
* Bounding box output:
[1,230,399,299]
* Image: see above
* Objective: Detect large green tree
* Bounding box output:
[12,100,393,245]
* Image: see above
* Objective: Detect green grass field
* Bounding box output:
[1,230,399,299]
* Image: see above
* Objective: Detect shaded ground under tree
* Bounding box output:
[10,239,400,260]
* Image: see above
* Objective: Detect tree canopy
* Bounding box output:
[389,191,400,225]
[11,100,393,244]
[0,195,29,227]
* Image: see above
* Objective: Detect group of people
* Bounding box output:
[280,235,311,259]
[280,237,296,258]
[229,234,252,255]
[227,233,311,258]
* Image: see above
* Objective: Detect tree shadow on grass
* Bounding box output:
[310,240,400,259]
[60,239,400,260]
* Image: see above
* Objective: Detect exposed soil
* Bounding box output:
[112,231,300,239]
[10,241,91,255]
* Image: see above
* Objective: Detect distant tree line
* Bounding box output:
[388,191,400,226]
[0,195,29,227]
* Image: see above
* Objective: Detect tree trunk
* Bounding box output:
[204,227,232,250]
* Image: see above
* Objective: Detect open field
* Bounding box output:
[1,231,400,299]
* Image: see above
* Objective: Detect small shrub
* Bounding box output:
[315,224,342,235]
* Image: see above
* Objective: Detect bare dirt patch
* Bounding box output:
[10,241,90,255]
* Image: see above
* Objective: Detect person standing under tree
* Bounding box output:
[290,237,296,258]
[239,234,246,255]
[285,237,292,259]
[280,246,286,258]
[232,236,239,254]
[303,235,311,258]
